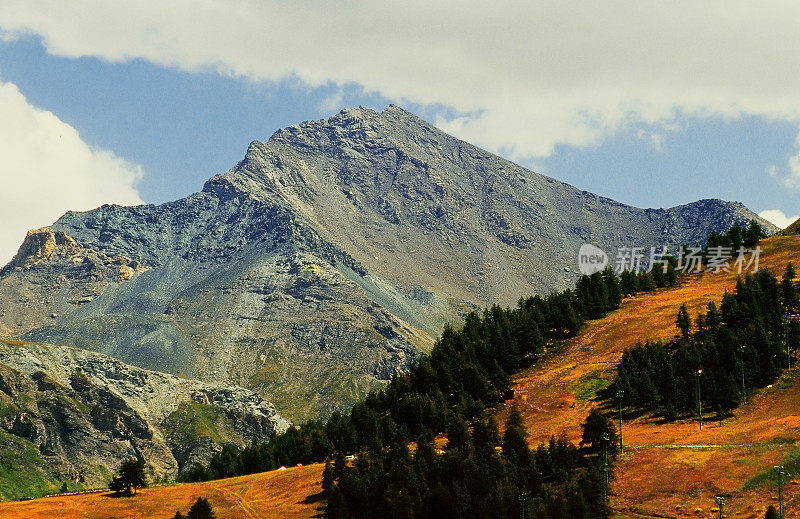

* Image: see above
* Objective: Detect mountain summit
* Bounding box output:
[0,105,775,420]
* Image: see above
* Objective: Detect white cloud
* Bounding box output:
[758,209,799,229]
[318,88,345,113]
[768,129,800,189]
[4,2,800,163]
[787,155,800,188]
[0,80,143,266]
[636,129,666,153]
[782,129,800,189]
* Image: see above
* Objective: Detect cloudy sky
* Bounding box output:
[1,2,799,264]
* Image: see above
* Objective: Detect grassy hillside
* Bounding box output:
[501,235,800,518]
[0,463,324,519]
[0,430,66,500]
[781,218,800,236]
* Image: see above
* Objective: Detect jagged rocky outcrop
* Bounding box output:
[0,339,287,494]
[0,105,777,422]
[0,227,148,337]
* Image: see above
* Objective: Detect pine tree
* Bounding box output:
[744,219,765,248]
[112,457,147,496]
[109,475,124,495]
[705,302,721,332]
[602,267,622,310]
[580,408,617,457]
[502,407,534,486]
[446,416,470,450]
[187,497,215,519]
[676,304,692,341]
[788,319,800,360]
[638,271,656,293]
[715,372,739,417]
[620,269,638,296]
[728,222,744,250]
[322,459,335,492]
[665,261,678,286]
[780,263,798,314]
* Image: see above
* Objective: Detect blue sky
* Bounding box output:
[0,2,798,263]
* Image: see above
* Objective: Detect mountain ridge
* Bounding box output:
[0,105,777,423]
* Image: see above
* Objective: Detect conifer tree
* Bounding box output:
[602,267,622,310]
[780,263,798,314]
[728,222,744,250]
[705,302,721,332]
[676,304,692,341]
[502,406,534,486]
[620,269,638,296]
[580,408,617,457]
[111,457,147,496]
[322,459,335,492]
[744,219,765,248]
[187,497,215,519]
[788,319,800,360]
[638,271,656,292]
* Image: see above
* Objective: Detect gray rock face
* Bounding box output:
[0,105,775,423]
[0,339,287,489]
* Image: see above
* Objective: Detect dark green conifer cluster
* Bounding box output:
[704,219,766,252]
[108,457,147,496]
[613,264,798,420]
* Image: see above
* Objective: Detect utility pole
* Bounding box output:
[738,345,746,403]
[715,495,725,519]
[774,465,785,519]
[601,432,610,505]
[786,318,792,370]
[518,492,527,519]
[696,369,703,430]
[616,389,624,454]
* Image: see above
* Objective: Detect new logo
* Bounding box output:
[578,244,608,275]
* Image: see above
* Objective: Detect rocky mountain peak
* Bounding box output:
[6,227,80,269]
[0,105,779,424]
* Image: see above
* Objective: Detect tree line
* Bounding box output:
[704,219,766,252]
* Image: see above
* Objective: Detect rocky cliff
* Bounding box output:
[0,339,287,498]
[0,105,777,422]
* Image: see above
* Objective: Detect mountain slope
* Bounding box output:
[2,239,798,518]
[780,216,800,235]
[0,106,776,421]
[502,234,800,518]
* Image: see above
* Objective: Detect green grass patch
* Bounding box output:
[163,400,232,445]
[742,445,800,490]
[0,430,57,500]
[571,370,614,402]
[0,398,19,420]
[248,358,284,387]
[773,369,799,390]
